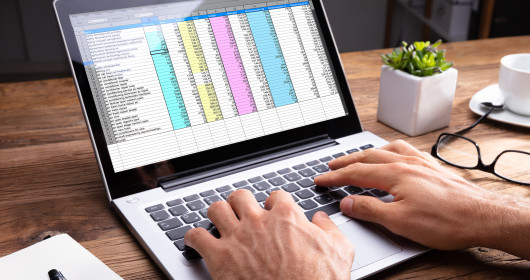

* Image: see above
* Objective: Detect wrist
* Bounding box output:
[475,197,530,259]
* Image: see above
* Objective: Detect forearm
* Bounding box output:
[478,197,530,260]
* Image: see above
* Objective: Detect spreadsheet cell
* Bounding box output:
[239,113,265,140]
[174,127,199,156]
[76,1,347,172]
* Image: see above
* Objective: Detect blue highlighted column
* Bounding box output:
[246,11,297,108]
[144,25,191,130]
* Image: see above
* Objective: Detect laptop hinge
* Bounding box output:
[159,135,337,191]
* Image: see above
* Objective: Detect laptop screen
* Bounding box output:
[68,0,347,173]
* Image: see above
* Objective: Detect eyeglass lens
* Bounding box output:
[436,135,478,168]
[494,151,530,184]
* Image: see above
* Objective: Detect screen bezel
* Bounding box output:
[54,0,363,199]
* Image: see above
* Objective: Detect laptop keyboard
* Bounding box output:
[144,144,389,261]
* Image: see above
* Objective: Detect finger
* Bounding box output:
[207,201,238,235]
[184,227,219,260]
[311,211,341,235]
[264,189,296,210]
[328,148,413,170]
[314,163,398,192]
[381,139,425,158]
[227,189,263,219]
[340,195,392,225]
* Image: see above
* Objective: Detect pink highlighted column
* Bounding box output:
[210,16,257,116]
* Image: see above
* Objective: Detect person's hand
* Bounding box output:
[314,140,530,258]
[184,189,355,280]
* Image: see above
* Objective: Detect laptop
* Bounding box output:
[54,0,428,278]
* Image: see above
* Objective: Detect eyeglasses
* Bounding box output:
[431,105,530,185]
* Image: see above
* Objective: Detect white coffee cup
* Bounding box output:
[499,53,530,116]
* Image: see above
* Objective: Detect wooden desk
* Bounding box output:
[1,36,529,279]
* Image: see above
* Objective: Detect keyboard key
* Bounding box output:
[359,191,375,197]
[216,185,232,193]
[199,190,216,197]
[310,186,328,194]
[221,190,234,200]
[295,189,315,199]
[169,205,188,216]
[166,199,183,207]
[332,152,346,158]
[370,189,390,197]
[304,202,341,221]
[263,172,277,179]
[297,178,314,188]
[183,194,200,202]
[204,195,223,205]
[150,210,170,222]
[298,200,318,210]
[145,204,164,213]
[166,225,192,240]
[346,148,359,154]
[282,183,300,193]
[241,185,256,194]
[194,220,214,230]
[329,189,349,200]
[158,218,183,231]
[199,208,209,218]
[253,181,271,191]
[313,164,329,173]
[254,192,268,203]
[319,156,333,163]
[298,168,316,177]
[291,194,300,202]
[292,164,306,170]
[306,160,320,166]
[248,176,263,183]
[277,168,291,175]
[284,172,302,182]
[268,177,286,186]
[233,181,248,188]
[209,227,221,239]
[182,247,202,262]
[315,194,334,205]
[266,187,281,195]
[360,144,374,150]
[182,212,201,224]
[187,200,206,211]
[174,239,186,251]
[345,186,364,195]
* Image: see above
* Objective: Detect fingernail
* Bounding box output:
[340,197,354,215]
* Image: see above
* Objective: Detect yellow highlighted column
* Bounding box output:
[197,83,223,122]
[178,21,223,123]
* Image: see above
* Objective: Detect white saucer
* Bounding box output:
[469,84,530,128]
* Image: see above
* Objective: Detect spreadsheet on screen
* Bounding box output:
[70,0,347,172]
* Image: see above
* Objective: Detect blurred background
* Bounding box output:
[0,0,529,83]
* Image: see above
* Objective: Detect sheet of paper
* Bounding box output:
[0,234,122,280]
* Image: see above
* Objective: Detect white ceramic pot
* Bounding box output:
[377,65,458,136]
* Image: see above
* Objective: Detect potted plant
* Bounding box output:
[377,40,457,136]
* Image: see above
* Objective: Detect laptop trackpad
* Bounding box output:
[337,220,402,270]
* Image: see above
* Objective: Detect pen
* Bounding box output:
[48,269,68,280]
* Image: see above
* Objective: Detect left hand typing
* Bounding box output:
[184,189,355,280]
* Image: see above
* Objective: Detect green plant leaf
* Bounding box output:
[380,39,453,76]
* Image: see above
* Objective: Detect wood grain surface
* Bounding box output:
[1,36,529,279]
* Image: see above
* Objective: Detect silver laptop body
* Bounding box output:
[54,0,428,278]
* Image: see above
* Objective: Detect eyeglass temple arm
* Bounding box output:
[454,107,495,135]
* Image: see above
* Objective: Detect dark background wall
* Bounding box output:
[0,0,528,83]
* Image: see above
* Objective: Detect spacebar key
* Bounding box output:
[304,201,341,221]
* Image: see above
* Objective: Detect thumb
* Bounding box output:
[184,227,218,259]
[312,211,341,234]
[340,195,390,225]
